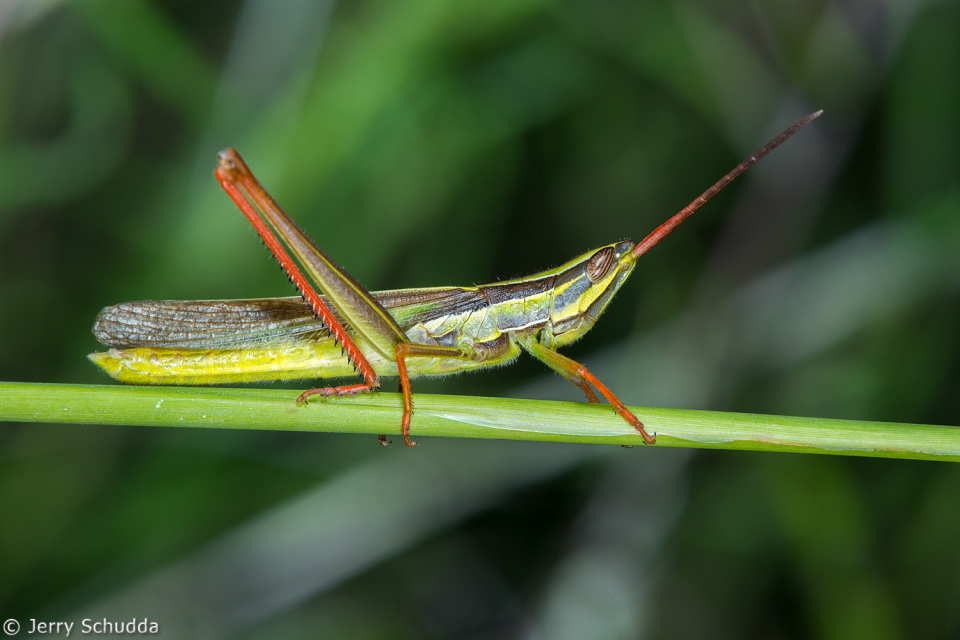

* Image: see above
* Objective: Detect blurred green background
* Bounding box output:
[2,0,960,637]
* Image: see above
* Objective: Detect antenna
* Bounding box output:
[632,110,822,259]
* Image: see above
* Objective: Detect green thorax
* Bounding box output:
[396,241,638,353]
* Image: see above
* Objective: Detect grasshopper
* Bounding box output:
[90,111,820,447]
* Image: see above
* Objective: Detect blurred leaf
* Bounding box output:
[885,2,960,213]
[765,455,905,639]
[74,0,218,125]
[561,0,716,121]
[0,47,131,210]
[68,438,597,638]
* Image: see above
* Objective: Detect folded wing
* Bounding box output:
[92,287,486,350]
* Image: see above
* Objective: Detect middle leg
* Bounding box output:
[393,338,518,447]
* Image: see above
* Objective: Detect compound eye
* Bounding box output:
[586,247,615,283]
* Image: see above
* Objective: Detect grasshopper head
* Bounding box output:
[547,240,637,347]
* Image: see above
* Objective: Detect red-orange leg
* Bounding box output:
[393,342,484,448]
[573,365,655,445]
[519,336,655,445]
[568,376,601,403]
[215,158,381,400]
[396,344,416,447]
[218,150,490,446]
[544,369,601,403]
[297,383,375,403]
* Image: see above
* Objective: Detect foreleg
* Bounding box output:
[518,334,655,445]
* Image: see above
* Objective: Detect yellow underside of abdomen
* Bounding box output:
[88,342,363,385]
[88,338,520,385]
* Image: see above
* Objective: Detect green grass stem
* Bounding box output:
[1,382,957,461]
